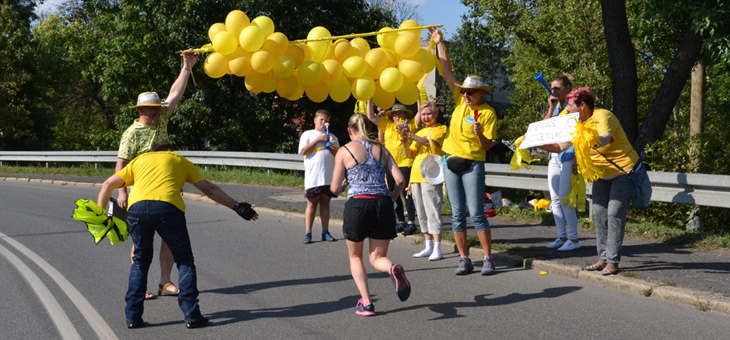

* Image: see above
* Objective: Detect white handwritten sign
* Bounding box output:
[519,113,580,149]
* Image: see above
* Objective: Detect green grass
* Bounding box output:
[0,164,116,177]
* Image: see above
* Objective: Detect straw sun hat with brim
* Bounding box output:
[129,92,168,108]
[385,103,414,119]
[455,75,492,92]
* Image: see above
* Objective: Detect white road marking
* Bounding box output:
[0,244,81,339]
[0,231,119,339]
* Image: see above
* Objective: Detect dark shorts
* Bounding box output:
[343,197,397,242]
[304,185,336,199]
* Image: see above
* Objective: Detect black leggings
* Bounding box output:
[386,166,415,222]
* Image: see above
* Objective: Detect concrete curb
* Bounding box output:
[7,175,730,316]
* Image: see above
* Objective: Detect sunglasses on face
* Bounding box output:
[460,89,475,96]
[551,87,563,92]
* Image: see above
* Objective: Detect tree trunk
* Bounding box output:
[600,0,638,145]
[636,27,704,151]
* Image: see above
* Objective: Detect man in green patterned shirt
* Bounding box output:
[116,49,199,299]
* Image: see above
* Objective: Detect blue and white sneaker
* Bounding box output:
[303,233,312,244]
[390,264,411,301]
[481,257,496,275]
[321,231,337,242]
[355,299,375,316]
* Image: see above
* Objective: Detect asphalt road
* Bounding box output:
[1,180,729,340]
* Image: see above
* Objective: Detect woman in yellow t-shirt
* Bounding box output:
[367,100,420,235]
[401,101,448,261]
[537,87,638,276]
[431,27,498,276]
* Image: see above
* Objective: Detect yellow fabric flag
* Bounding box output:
[572,120,603,181]
[429,33,454,79]
[510,136,537,171]
[417,75,428,103]
[561,173,587,212]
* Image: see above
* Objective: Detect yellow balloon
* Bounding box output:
[273,55,296,78]
[208,23,227,42]
[225,10,250,37]
[263,72,276,93]
[373,81,396,109]
[212,31,238,56]
[377,27,397,52]
[307,26,333,63]
[332,39,354,64]
[417,48,436,73]
[398,58,425,82]
[396,82,419,105]
[379,67,404,93]
[351,76,376,101]
[286,43,309,68]
[328,76,351,103]
[239,25,264,52]
[287,81,305,100]
[275,75,300,99]
[394,32,420,58]
[398,19,420,33]
[365,48,388,79]
[244,71,270,93]
[342,56,367,78]
[262,32,289,56]
[305,81,329,103]
[350,38,371,58]
[250,50,275,73]
[228,47,252,77]
[320,59,342,84]
[204,52,230,78]
[383,49,398,67]
[251,16,275,38]
[297,60,322,86]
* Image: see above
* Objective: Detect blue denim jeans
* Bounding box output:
[444,159,489,232]
[125,201,203,324]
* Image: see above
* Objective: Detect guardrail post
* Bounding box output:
[46,162,49,168]
[95,162,99,170]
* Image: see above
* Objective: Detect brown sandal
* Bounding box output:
[158,282,180,296]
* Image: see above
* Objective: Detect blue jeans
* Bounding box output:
[444,160,489,232]
[125,201,203,324]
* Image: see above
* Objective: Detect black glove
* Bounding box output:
[233,202,256,220]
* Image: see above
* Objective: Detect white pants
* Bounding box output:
[411,182,443,235]
[548,156,578,240]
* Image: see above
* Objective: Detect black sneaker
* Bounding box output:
[395,222,405,233]
[186,316,209,329]
[127,320,144,329]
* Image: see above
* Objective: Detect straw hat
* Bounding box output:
[385,103,414,119]
[455,75,492,92]
[129,92,168,108]
[420,154,444,185]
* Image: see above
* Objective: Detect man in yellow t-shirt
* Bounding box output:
[97,140,258,329]
[116,50,200,299]
[367,100,421,235]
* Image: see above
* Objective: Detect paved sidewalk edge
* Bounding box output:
[8,175,730,317]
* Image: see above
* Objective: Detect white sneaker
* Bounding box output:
[413,248,433,258]
[428,252,443,261]
[557,240,581,251]
[546,238,565,249]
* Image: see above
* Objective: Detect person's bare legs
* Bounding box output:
[305,196,319,233]
[368,238,393,273]
[346,240,371,305]
[319,195,331,230]
[477,229,492,256]
[454,230,469,256]
[159,241,176,292]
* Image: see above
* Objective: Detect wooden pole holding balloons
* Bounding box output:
[185,9,442,106]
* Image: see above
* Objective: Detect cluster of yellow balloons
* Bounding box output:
[203,10,437,106]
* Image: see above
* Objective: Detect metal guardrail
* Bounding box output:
[1,151,729,209]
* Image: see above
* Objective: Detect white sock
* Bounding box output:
[424,240,434,252]
[432,242,441,255]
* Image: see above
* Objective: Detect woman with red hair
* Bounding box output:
[537,87,639,276]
